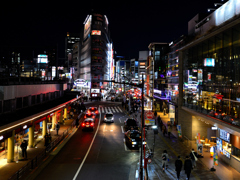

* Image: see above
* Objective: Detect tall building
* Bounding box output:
[148,43,169,97]
[80,12,113,94]
[167,35,187,105]
[65,32,80,72]
[178,0,240,172]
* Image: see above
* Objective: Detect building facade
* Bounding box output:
[80,12,113,93]
[178,0,240,172]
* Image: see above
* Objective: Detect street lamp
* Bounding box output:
[208,8,216,12]
[214,3,223,7]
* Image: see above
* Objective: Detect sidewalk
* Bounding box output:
[0,114,78,180]
[143,111,240,180]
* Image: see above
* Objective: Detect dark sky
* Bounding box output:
[1,0,220,59]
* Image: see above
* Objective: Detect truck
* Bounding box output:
[89,88,102,101]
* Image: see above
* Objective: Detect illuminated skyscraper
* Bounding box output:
[80,12,113,94]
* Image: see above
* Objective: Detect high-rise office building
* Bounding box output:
[80,12,113,94]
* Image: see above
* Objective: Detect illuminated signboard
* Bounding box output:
[38,54,48,63]
[220,129,230,142]
[204,58,215,67]
[91,30,101,35]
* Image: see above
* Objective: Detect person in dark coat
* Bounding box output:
[75,118,79,128]
[158,116,163,131]
[162,124,166,136]
[20,140,28,159]
[175,156,183,180]
[184,156,192,180]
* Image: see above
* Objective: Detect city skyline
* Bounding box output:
[1,0,220,59]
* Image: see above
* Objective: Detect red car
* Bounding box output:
[81,118,95,131]
[87,107,99,115]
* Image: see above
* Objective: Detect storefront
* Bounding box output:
[217,129,240,172]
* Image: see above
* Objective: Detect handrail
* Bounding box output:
[8,124,75,180]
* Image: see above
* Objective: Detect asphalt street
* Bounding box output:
[33,101,139,180]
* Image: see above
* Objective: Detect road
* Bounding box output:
[34,101,139,180]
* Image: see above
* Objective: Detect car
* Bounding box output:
[81,118,95,131]
[87,107,99,115]
[104,112,114,123]
[124,130,142,149]
[83,113,96,121]
[223,115,234,124]
[123,118,139,132]
[232,119,240,126]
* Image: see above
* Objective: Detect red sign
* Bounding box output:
[146,111,154,119]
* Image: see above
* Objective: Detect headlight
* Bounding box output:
[132,142,137,145]
[112,118,114,120]
[104,118,107,120]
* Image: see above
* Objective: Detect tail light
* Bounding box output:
[90,123,94,126]
[86,122,89,125]
[92,116,95,119]
[214,113,218,116]
[95,110,98,114]
[82,123,85,127]
[91,108,94,110]
[84,115,86,118]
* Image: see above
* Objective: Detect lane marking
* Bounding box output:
[105,107,108,113]
[111,107,115,113]
[121,126,124,133]
[108,107,112,113]
[117,106,123,112]
[102,107,104,113]
[72,105,101,180]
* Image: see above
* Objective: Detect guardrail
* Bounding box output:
[8,122,76,180]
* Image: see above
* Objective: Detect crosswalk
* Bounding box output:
[99,106,123,113]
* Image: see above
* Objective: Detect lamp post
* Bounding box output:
[140,76,144,180]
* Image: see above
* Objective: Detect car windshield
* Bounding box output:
[106,114,113,118]
[126,119,137,126]
[130,132,140,138]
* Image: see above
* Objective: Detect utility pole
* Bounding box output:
[140,76,144,180]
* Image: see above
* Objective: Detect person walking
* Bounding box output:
[44,133,49,146]
[175,156,183,180]
[162,150,169,171]
[158,116,163,131]
[190,149,198,168]
[75,118,79,128]
[162,124,166,136]
[56,122,60,135]
[184,156,192,180]
[167,123,172,138]
[20,140,28,159]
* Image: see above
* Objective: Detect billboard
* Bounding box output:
[37,54,48,63]
[91,30,101,35]
[204,58,215,67]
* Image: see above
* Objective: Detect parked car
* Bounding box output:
[232,119,240,126]
[215,112,225,120]
[104,112,114,123]
[208,110,216,117]
[81,118,95,131]
[124,130,141,149]
[123,118,139,132]
[223,115,234,124]
[87,107,99,115]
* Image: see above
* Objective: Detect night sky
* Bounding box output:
[1,0,221,59]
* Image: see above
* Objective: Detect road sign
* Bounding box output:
[146,111,154,119]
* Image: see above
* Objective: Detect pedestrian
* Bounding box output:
[162,150,169,171]
[190,149,198,168]
[162,124,166,136]
[20,140,28,159]
[56,122,60,135]
[175,155,183,180]
[158,116,163,131]
[75,118,79,128]
[184,156,192,180]
[154,111,157,117]
[167,123,172,138]
[44,133,49,146]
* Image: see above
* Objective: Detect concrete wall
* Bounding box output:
[0,84,67,100]
[179,108,212,140]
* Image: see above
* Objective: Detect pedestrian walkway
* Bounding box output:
[0,114,78,180]
[143,111,240,180]
[99,106,123,113]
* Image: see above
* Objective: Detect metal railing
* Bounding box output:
[8,123,75,180]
